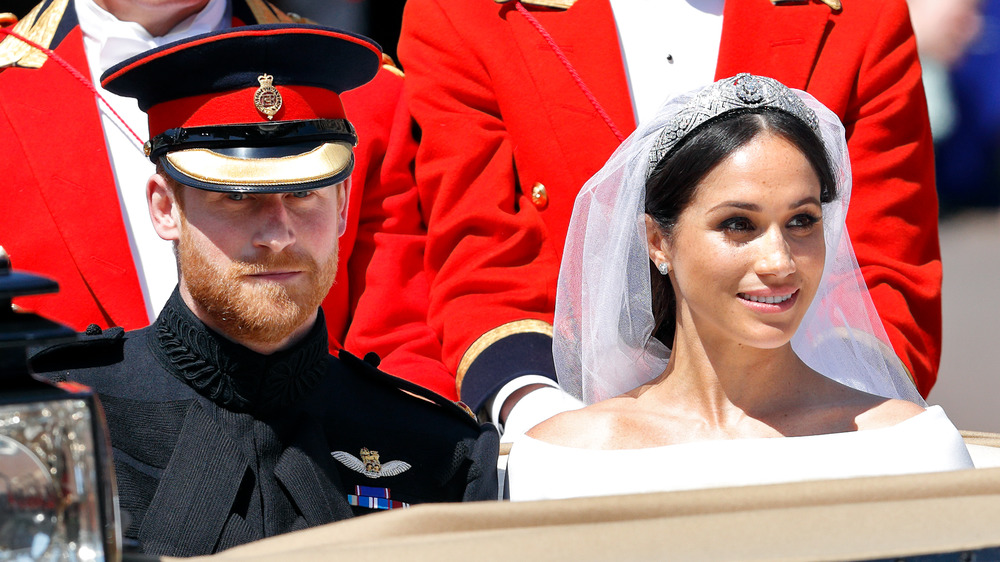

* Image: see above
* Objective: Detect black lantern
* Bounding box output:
[0,247,120,561]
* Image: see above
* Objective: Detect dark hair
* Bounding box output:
[644,109,836,345]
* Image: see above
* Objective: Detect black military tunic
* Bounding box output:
[33,290,498,557]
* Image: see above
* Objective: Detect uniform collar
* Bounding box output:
[151,288,329,414]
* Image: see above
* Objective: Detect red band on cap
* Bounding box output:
[147,85,347,138]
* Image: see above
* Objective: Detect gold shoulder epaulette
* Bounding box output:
[493,0,578,10]
[0,0,69,70]
[771,0,842,10]
[245,0,299,24]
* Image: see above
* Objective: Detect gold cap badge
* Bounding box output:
[254,73,282,120]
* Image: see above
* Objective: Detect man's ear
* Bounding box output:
[148,173,181,242]
[645,214,671,269]
[337,180,349,237]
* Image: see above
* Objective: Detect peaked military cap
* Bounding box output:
[101,24,381,193]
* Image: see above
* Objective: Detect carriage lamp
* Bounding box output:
[0,247,120,562]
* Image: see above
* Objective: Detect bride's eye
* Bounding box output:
[720,217,754,232]
[788,213,821,230]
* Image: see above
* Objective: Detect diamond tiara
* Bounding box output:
[646,73,820,179]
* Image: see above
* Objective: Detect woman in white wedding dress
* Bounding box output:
[506,74,973,501]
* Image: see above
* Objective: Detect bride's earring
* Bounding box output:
[657,262,670,275]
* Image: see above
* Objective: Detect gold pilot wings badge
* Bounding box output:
[332,447,412,479]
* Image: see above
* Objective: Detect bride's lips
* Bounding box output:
[737,289,799,312]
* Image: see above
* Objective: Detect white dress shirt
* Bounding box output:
[609,0,724,125]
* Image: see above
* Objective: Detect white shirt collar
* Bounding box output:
[76,0,230,76]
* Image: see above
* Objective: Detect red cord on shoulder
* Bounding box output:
[514,2,626,143]
[0,27,145,146]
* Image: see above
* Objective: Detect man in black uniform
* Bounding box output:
[32,24,498,557]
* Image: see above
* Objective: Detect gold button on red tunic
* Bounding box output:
[530,182,548,210]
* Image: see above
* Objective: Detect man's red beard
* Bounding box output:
[178,226,337,346]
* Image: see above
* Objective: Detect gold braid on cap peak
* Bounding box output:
[646,73,819,180]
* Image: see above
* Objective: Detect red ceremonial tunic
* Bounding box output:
[399,0,941,408]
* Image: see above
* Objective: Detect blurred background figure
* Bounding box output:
[910,0,1000,432]
[907,0,982,143]
[917,0,1000,212]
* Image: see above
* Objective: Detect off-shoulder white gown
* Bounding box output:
[507,406,974,501]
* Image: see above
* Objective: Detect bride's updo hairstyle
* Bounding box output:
[644,109,836,345]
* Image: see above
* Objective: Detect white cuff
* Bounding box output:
[498,383,584,443]
[486,375,560,427]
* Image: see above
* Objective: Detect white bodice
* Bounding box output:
[507,406,974,501]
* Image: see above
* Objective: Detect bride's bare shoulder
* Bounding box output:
[814,377,927,431]
[853,396,927,430]
[525,399,628,449]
